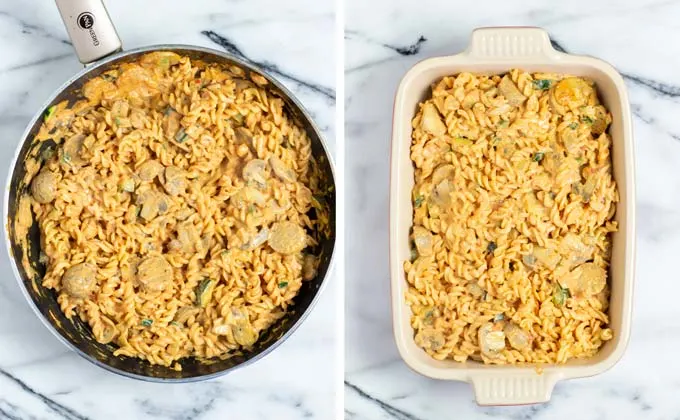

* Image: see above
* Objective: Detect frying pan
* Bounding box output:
[2,0,336,381]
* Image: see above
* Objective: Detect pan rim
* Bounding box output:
[2,43,337,383]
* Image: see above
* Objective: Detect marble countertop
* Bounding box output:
[0,1,336,419]
[345,0,679,418]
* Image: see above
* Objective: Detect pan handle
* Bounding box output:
[54,0,122,65]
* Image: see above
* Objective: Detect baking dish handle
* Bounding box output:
[464,27,560,60]
[54,0,122,65]
[470,372,561,405]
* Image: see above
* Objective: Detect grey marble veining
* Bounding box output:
[345,0,680,418]
[0,1,336,419]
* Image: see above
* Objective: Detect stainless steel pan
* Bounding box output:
[3,0,336,382]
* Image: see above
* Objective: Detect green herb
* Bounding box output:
[533,152,544,162]
[498,119,509,128]
[170,321,181,327]
[553,283,571,306]
[141,319,153,327]
[493,313,505,322]
[486,241,497,254]
[568,122,579,129]
[414,195,425,208]
[247,204,256,214]
[278,281,288,288]
[576,156,584,165]
[61,152,72,165]
[158,56,170,68]
[581,116,594,124]
[44,105,56,122]
[532,79,552,90]
[492,136,502,145]
[175,127,188,143]
[114,117,121,126]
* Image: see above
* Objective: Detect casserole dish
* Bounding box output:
[389,27,635,405]
[4,0,336,381]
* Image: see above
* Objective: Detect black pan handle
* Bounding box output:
[54,0,123,64]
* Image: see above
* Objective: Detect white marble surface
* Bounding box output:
[0,1,337,419]
[345,0,679,418]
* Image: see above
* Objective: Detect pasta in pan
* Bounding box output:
[405,70,617,364]
[17,52,330,369]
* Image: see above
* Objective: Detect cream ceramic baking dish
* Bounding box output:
[389,27,635,405]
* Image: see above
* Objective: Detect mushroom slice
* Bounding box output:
[478,322,506,356]
[504,322,532,351]
[163,166,186,196]
[565,262,607,297]
[268,221,307,255]
[173,307,200,326]
[61,134,86,167]
[31,169,58,203]
[231,187,267,209]
[136,256,173,291]
[96,316,117,344]
[414,328,446,351]
[412,226,434,257]
[137,160,164,182]
[176,220,200,253]
[559,233,594,267]
[499,75,527,107]
[269,156,297,183]
[62,262,97,298]
[421,103,447,136]
[430,179,454,207]
[533,246,561,270]
[242,159,269,188]
[431,164,454,185]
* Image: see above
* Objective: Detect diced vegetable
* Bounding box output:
[141,319,153,327]
[493,313,505,322]
[504,322,531,350]
[240,228,269,250]
[278,281,288,288]
[44,105,56,121]
[195,278,215,307]
[478,322,506,355]
[568,122,578,129]
[532,152,544,162]
[421,103,447,136]
[175,127,188,143]
[453,137,474,147]
[120,178,135,193]
[553,282,570,306]
[414,194,425,208]
[499,75,527,106]
[413,226,434,257]
[580,115,594,124]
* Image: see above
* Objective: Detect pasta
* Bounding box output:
[17,52,330,369]
[405,70,618,364]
